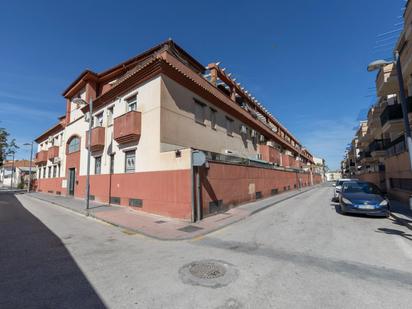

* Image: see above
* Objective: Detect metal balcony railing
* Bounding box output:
[368,139,390,152]
[380,97,412,127]
[386,135,406,157]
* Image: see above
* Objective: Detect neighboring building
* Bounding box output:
[342,1,412,203]
[326,171,342,182]
[0,160,36,189]
[313,157,326,182]
[35,40,321,220]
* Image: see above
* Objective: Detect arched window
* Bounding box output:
[67,137,80,153]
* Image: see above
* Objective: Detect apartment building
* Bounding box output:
[342,1,412,202]
[0,160,36,189]
[35,40,321,220]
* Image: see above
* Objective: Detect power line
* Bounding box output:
[376,28,403,37]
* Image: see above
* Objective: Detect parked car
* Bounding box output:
[332,178,357,202]
[338,181,389,217]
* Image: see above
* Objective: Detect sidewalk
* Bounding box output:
[389,200,412,230]
[24,185,320,240]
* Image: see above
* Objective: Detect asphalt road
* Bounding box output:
[2,185,412,309]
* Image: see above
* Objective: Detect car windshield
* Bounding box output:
[342,182,381,195]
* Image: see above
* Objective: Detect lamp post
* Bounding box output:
[72,98,93,211]
[23,142,34,192]
[367,52,412,170]
[297,147,306,190]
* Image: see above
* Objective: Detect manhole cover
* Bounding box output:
[179,259,238,288]
[189,261,226,279]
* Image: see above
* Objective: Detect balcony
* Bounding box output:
[369,139,389,159]
[380,98,412,133]
[376,63,398,97]
[47,146,59,161]
[86,126,105,152]
[114,111,141,144]
[259,144,281,165]
[386,135,406,158]
[35,150,48,165]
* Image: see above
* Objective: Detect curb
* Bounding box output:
[249,185,320,216]
[21,184,323,241]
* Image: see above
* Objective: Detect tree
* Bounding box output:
[7,139,19,189]
[0,127,10,166]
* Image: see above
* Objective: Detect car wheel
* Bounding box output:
[340,205,346,215]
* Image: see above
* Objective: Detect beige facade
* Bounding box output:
[343,1,412,201]
[34,40,320,219]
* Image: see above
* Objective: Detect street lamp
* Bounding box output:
[23,142,34,193]
[367,51,412,171]
[297,147,306,189]
[72,97,93,211]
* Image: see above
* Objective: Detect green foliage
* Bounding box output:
[0,127,10,166]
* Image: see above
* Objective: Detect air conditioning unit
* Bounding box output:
[224,149,234,155]
[240,125,247,134]
[53,157,61,164]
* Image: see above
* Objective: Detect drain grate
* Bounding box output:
[155,220,166,224]
[189,261,226,279]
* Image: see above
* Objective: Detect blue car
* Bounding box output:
[339,181,389,217]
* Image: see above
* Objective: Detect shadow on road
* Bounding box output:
[0,192,106,308]
[376,227,412,241]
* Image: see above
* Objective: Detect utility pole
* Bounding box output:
[24,142,34,192]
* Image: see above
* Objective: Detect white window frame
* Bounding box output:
[125,150,136,173]
[126,95,137,112]
[95,112,104,127]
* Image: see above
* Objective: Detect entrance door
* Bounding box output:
[68,168,75,196]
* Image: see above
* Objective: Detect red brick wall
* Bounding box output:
[37,178,66,195]
[200,162,322,217]
[259,145,281,165]
[37,169,192,219]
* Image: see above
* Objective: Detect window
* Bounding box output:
[125,150,135,173]
[226,117,234,136]
[53,165,57,178]
[95,112,104,127]
[57,164,61,177]
[126,95,137,112]
[210,108,217,129]
[95,156,102,175]
[194,99,206,124]
[68,137,80,153]
[43,167,46,178]
[110,154,115,174]
[107,107,114,126]
[48,166,52,178]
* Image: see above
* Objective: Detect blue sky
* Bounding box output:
[0,0,406,169]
